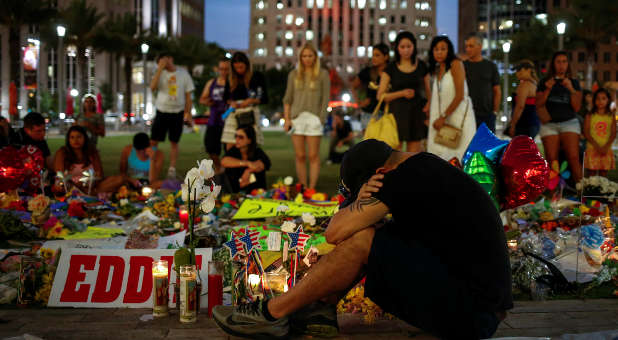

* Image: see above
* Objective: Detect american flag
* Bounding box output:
[223,234,245,260]
[287,226,311,252]
[239,227,262,253]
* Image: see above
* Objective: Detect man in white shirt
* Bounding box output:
[149,52,195,178]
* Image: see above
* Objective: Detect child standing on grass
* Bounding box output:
[583,88,616,177]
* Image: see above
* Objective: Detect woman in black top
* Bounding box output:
[377,31,431,152]
[221,52,268,149]
[536,51,583,182]
[221,126,271,193]
[353,43,390,128]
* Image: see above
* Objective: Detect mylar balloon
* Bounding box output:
[500,136,549,209]
[18,145,44,192]
[0,146,27,192]
[463,152,499,209]
[462,123,509,165]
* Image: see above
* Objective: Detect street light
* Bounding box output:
[141,43,149,117]
[556,22,566,50]
[502,42,511,125]
[56,25,66,116]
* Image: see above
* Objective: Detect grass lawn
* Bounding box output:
[47,130,344,195]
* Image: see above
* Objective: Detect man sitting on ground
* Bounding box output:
[10,112,53,170]
[327,110,355,164]
[213,139,512,339]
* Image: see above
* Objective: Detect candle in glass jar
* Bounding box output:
[507,240,518,251]
[264,272,288,296]
[179,265,197,323]
[152,260,169,317]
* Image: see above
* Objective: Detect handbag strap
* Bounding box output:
[437,74,469,130]
[372,95,389,118]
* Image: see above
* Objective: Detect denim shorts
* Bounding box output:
[539,117,581,137]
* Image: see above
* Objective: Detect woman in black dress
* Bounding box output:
[377,31,431,151]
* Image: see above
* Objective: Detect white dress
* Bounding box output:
[427,69,477,162]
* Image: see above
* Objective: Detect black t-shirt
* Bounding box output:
[224,146,271,193]
[373,152,513,312]
[10,128,51,158]
[357,66,380,113]
[335,120,352,140]
[230,71,268,105]
[463,59,500,117]
[538,77,581,123]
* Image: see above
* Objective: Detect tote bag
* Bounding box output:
[363,96,399,148]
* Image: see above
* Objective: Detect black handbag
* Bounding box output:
[235,107,256,127]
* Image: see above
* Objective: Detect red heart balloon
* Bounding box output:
[0,146,28,192]
[500,136,549,209]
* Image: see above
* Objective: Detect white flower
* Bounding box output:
[281,221,296,233]
[284,176,294,186]
[277,205,290,213]
[181,183,189,202]
[209,185,221,200]
[200,195,216,213]
[301,212,316,226]
[184,168,201,186]
[120,198,128,206]
[197,159,215,180]
[173,221,181,229]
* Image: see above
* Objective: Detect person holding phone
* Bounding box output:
[536,51,583,182]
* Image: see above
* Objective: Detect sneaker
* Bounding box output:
[167,167,176,179]
[289,301,339,337]
[212,299,289,339]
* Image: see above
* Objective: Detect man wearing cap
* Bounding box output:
[464,33,501,133]
[213,139,512,339]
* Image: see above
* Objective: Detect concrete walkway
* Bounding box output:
[0,299,617,339]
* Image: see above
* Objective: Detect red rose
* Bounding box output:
[67,201,86,218]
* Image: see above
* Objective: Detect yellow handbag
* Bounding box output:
[363,95,400,149]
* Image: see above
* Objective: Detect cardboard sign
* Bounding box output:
[48,248,212,308]
[233,198,338,219]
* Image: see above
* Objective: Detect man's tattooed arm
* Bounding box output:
[348,196,381,212]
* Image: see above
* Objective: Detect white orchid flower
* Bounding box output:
[284,176,294,186]
[281,221,296,233]
[197,159,215,180]
[301,212,316,226]
[200,195,216,213]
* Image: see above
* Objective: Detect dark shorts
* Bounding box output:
[151,110,184,143]
[204,125,224,155]
[365,226,501,339]
[475,113,497,133]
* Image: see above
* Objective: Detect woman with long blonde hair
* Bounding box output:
[283,43,330,190]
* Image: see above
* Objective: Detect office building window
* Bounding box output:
[307,0,314,7]
[378,16,387,25]
[275,46,283,56]
[390,15,395,24]
[400,0,407,8]
[401,15,406,24]
[604,52,610,63]
[379,0,386,9]
[603,71,610,81]
[578,52,585,62]
[277,1,284,9]
[256,1,265,9]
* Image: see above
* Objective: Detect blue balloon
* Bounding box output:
[462,123,509,165]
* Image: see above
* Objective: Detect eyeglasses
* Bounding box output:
[338,179,351,199]
[234,134,246,140]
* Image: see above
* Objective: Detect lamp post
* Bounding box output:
[502,41,511,126]
[141,43,149,118]
[56,25,66,116]
[556,22,566,50]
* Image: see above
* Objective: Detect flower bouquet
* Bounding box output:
[28,195,51,226]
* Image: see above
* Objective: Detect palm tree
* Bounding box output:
[60,0,104,96]
[0,0,56,116]
[93,13,142,117]
[558,0,618,88]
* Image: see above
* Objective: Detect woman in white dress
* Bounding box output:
[427,36,477,162]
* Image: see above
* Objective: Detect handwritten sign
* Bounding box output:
[233,198,338,220]
[64,227,125,240]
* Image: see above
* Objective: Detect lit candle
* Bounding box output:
[248,273,262,297]
[179,209,189,230]
[264,272,288,296]
[179,265,197,323]
[507,240,518,251]
[152,260,169,317]
[142,186,153,198]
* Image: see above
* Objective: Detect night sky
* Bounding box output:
[205,0,459,51]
